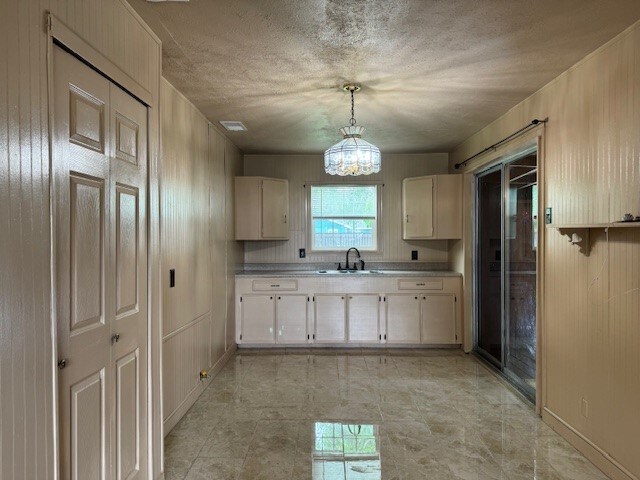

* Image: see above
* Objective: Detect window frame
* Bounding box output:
[306,182,383,254]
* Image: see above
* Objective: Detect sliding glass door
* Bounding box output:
[475,148,538,400]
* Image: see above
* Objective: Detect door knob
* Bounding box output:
[112,333,121,344]
[58,359,68,370]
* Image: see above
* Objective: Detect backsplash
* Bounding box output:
[240,262,452,272]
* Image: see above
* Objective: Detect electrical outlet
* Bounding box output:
[411,250,418,261]
[581,398,589,418]
[169,269,176,288]
[299,248,306,258]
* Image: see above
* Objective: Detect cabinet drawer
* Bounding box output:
[252,279,298,292]
[397,279,443,291]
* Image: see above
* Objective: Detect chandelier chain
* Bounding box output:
[350,89,356,126]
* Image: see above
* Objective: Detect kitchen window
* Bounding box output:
[309,184,379,251]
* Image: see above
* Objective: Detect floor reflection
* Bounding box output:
[313,422,381,480]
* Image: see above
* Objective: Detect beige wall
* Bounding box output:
[160,79,242,434]
[450,21,640,480]
[243,153,450,265]
[0,1,162,479]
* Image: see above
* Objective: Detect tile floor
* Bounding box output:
[164,349,608,480]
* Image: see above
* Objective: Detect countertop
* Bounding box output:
[235,270,462,278]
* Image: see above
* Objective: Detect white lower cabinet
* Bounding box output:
[236,275,461,346]
[421,294,456,344]
[314,294,346,343]
[240,295,275,343]
[276,294,308,343]
[347,294,381,343]
[385,294,421,344]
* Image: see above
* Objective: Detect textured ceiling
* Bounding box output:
[129,0,640,154]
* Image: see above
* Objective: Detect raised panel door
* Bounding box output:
[421,294,456,344]
[54,46,149,480]
[385,295,421,344]
[402,176,434,239]
[347,295,380,343]
[109,83,148,480]
[276,295,308,343]
[314,294,346,343]
[241,295,276,343]
[54,45,112,480]
[261,178,289,239]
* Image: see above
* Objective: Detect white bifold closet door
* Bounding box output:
[53,44,148,480]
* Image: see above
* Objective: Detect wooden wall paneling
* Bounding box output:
[1,4,53,479]
[450,20,640,479]
[0,0,162,478]
[225,139,244,351]
[242,153,451,264]
[193,119,211,322]
[608,228,640,476]
[160,79,211,427]
[209,127,227,365]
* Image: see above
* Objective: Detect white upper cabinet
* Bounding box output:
[402,174,462,240]
[235,176,289,240]
[403,176,434,239]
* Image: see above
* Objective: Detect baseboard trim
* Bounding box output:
[542,408,637,480]
[162,344,237,436]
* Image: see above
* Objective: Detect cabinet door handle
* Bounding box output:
[284,214,287,224]
[406,214,409,223]
[414,296,418,300]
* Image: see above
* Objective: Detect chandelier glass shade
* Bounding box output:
[324,85,381,176]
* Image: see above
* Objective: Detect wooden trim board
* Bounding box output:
[163,344,237,436]
[543,408,637,480]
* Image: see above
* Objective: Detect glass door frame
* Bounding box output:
[473,144,539,402]
[474,164,505,370]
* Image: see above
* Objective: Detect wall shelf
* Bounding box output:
[546,222,640,229]
[546,222,640,256]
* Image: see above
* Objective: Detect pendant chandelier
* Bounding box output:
[324,83,381,176]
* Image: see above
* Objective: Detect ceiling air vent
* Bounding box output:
[219,121,248,132]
